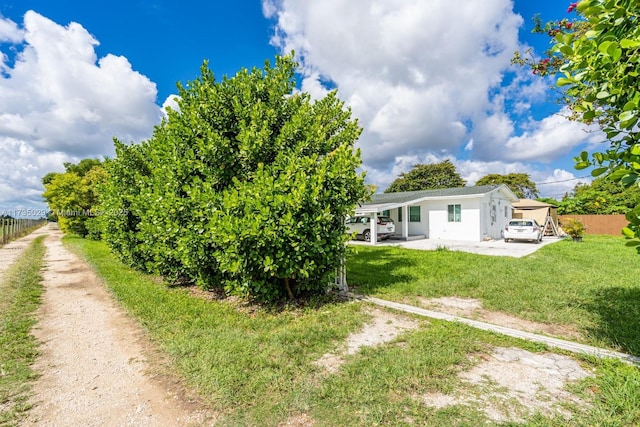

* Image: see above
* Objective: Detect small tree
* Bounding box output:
[385,160,466,193]
[42,159,105,238]
[101,54,368,301]
[476,173,539,199]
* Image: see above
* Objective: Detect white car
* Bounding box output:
[504,219,543,243]
[345,215,396,241]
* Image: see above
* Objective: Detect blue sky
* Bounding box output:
[0,0,599,215]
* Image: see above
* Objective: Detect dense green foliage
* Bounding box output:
[42,159,105,238]
[0,236,45,424]
[384,160,466,193]
[100,55,367,301]
[476,173,539,199]
[558,175,640,214]
[514,0,640,249]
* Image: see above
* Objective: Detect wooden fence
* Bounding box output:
[0,218,47,245]
[558,214,628,236]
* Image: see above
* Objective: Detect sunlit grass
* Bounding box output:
[65,235,640,426]
[347,235,640,355]
[0,236,45,425]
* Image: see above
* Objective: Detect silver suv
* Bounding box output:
[345,215,396,241]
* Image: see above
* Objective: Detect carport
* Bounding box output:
[354,202,413,244]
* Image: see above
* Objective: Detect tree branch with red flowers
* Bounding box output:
[513,0,640,250]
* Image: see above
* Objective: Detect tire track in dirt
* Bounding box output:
[25,226,214,426]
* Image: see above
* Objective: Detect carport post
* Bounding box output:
[402,205,409,239]
[370,212,378,245]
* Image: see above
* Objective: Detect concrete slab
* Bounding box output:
[348,236,564,258]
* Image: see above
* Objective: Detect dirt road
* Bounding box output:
[19,226,213,426]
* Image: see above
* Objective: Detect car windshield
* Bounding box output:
[378,216,393,222]
[509,220,534,227]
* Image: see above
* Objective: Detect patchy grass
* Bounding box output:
[347,235,640,356]
[0,236,45,425]
[64,235,640,426]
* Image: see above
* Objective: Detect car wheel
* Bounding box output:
[504,238,510,243]
[363,229,371,242]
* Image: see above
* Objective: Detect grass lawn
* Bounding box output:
[0,236,45,425]
[62,235,640,426]
[347,235,640,356]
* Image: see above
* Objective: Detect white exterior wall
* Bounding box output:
[375,187,516,242]
[486,193,514,239]
[428,199,481,241]
[389,206,427,237]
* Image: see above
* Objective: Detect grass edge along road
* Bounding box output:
[63,235,640,426]
[0,236,45,426]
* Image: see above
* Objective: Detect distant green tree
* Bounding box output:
[558,176,640,214]
[385,160,466,193]
[476,173,539,199]
[536,197,561,206]
[42,159,106,238]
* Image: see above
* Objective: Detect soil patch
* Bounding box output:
[313,307,419,373]
[424,346,593,422]
[417,296,583,340]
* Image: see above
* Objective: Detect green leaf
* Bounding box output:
[623,101,637,112]
[557,77,574,87]
[621,173,639,185]
[631,145,640,155]
[575,161,591,170]
[620,110,637,122]
[622,227,636,238]
[609,46,622,62]
[593,152,604,163]
[598,41,612,54]
[596,91,610,99]
[580,151,589,162]
[591,167,608,177]
[621,39,640,48]
[559,45,574,56]
[609,168,631,181]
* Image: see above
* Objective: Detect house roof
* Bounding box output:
[355,185,518,214]
[512,199,557,208]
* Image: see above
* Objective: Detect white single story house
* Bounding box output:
[355,185,519,244]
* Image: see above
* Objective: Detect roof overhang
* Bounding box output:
[354,202,404,215]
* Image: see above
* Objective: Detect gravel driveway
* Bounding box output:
[350,236,564,257]
[7,226,215,426]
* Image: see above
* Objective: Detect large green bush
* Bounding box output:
[101,55,367,301]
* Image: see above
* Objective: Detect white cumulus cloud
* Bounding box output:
[0,11,163,212]
[263,0,600,191]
